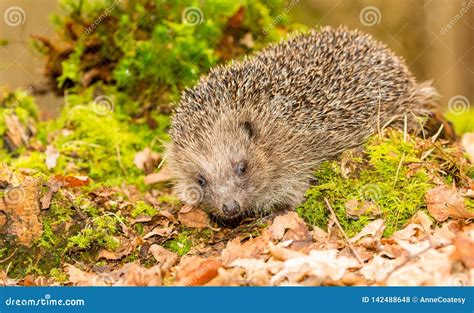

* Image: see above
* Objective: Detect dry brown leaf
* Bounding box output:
[144,165,172,185]
[221,232,270,266]
[115,263,162,286]
[0,270,17,286]
[392,224,425,242]
[40,177,63,210]
[178,206,209,228]
[133,147,161,174]
[269,243,306,261]
[425,185,474,222]
[271,249,359,284]
[65,262,162,286]
[269,211,311,242]
[64,264,108,286]
[451,230,474,268]
[407,211,433,235]
[159,209,177,222]
[174,257,222,286]
[179,204,194,214]
[349,219,385,244]
[54,175,90,187]
[149,244,178,273]
[21,275,57,286]
[131,214,152,224]
[228,258,282,285]
[143,225,174,239]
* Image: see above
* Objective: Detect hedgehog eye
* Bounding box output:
[241,121,255,139]
[235,162,247,176]
[197,175,206,187]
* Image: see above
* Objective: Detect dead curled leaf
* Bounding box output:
[349,219,385,244]
[143,225,174,239]
[425,185,474,222]
[268,211,311,242]
[268,243,306,261]
[270,249,360,284]
[407,211,433,234]
[65,263,162,286]
[451,230,474,268]
[40,177,63,210]
[54,175,90,187]
[178,205,209,228]
[149,244,178,273]
[174,257,222,286]
[221,232,270,266]
[133,147,161,174]
[144,165,172,185]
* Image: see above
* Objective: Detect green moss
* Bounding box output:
[9,151,48,172]
[49,268,69,283]
[131,201,157,218]
[164,231,193,256]
[67,215,120,251]
[297,130,433,237]
[0,89,39,154]
[157,194,181,206]
[445,109,474,135]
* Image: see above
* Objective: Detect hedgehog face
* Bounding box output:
[169,118,270,221]
[169,110,314,224]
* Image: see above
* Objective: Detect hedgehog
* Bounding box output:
[167,26,437,222]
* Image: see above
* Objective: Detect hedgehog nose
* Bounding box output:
[222,200,240,216]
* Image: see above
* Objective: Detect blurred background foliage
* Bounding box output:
[0,0,472,180]
[0,0,303,186]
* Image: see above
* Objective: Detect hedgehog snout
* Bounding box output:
[221,199,240,217]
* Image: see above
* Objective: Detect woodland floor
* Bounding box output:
[1,128,473,286]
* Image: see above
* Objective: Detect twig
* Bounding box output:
[0,248,17,264]
[403,114,408,142]
[115,144,128,176]
[324,198,363,265]
[393,153,405,186]
[383,243,448,282]
[431,124,444,142]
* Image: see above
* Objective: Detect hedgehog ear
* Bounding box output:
[241,121,255,139]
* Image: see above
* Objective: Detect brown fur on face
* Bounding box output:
[167,26,437,222]
[167,111,313,221]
